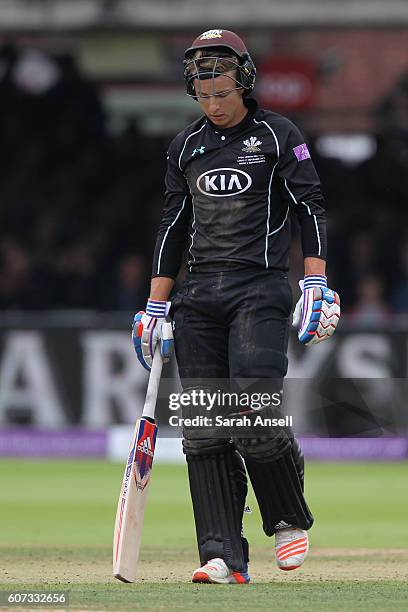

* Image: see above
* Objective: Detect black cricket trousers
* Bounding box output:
[171,267,293,383]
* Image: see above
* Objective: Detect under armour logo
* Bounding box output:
[192,146,206,156]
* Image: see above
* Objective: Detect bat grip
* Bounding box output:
[142,349,163,420]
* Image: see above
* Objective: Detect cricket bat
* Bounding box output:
[113,350,163,582]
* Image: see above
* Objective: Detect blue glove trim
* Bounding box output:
[132,312,151,371]
[298,330,312,344]
[321,287,335,304]
[161,339,174,359]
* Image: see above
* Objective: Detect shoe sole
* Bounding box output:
[192,571,250,584]
[192,571,213,583]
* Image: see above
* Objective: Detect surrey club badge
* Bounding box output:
[242,136,262,153]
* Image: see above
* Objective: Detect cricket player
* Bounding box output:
[133,29,340,584]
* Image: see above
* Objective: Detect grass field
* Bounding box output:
[1,459,408,611]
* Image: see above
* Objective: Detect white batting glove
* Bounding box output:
[292,275,340,346]
[132,300,174,371]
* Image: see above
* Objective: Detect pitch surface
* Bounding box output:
[1,460,407,610]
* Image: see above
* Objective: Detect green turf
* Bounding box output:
[1,460,407,549]
[0,581,407,612]
[1,459,407,610]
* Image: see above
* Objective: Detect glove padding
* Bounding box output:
[293,278,340,346]
[132,300,174,371]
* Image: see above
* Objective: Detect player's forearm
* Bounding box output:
[149,276,175,301]
[304,257,326,276]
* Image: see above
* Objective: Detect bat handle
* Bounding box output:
[142,349,163,420]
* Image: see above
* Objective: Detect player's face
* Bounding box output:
[194,71,247,129]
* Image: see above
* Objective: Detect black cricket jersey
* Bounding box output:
[152,98,327,278]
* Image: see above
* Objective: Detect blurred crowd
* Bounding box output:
[315,70,408,324]
[0,42,407,319]
[0,43,166,311]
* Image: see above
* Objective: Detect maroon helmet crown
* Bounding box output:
[185,29,249,58]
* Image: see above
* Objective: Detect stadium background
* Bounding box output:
[0,2,407,610]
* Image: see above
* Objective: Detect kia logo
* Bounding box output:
[196,167,252,198]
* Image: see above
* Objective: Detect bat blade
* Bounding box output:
[113,416,158,583]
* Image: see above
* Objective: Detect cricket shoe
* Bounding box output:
[192,558,250,584]
[275,527,309,571]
